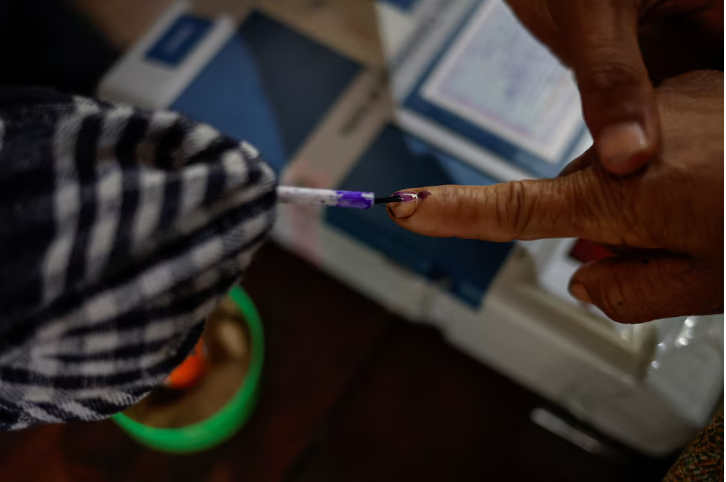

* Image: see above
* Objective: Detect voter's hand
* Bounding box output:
[387,71,724,324]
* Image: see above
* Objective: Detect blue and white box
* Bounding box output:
[98,1,722,456]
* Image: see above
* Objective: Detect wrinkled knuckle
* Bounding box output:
[564,175,590,233]
[580,58,642,94]
[497,181,533,240]
[566,172,607,237]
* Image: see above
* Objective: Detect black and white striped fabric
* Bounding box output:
[0,88,277,430]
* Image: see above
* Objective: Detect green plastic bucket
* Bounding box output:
[112,285,263,454]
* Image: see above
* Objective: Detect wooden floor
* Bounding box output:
[0,245,672,482]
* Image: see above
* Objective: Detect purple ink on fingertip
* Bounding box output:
[393,191,420,203]
[392,190,432,202]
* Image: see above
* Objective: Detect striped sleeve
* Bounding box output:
[0,88,277,430]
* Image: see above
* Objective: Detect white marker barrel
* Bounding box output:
[276,187,374,209]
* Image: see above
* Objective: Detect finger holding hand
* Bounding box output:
[387,69,723,325]
[506,0,660,175]
[385,179,720,324]
[547,0,659,175]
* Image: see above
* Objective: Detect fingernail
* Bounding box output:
[596,122,648,169]
[387,191,419,219]
[569,282,591,304]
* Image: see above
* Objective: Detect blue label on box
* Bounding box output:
[381,0,420,11]
[146,15,212,66]
[171,13,360,173]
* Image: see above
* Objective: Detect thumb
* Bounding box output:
[569,256,724,324]
[549,0,659,175]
